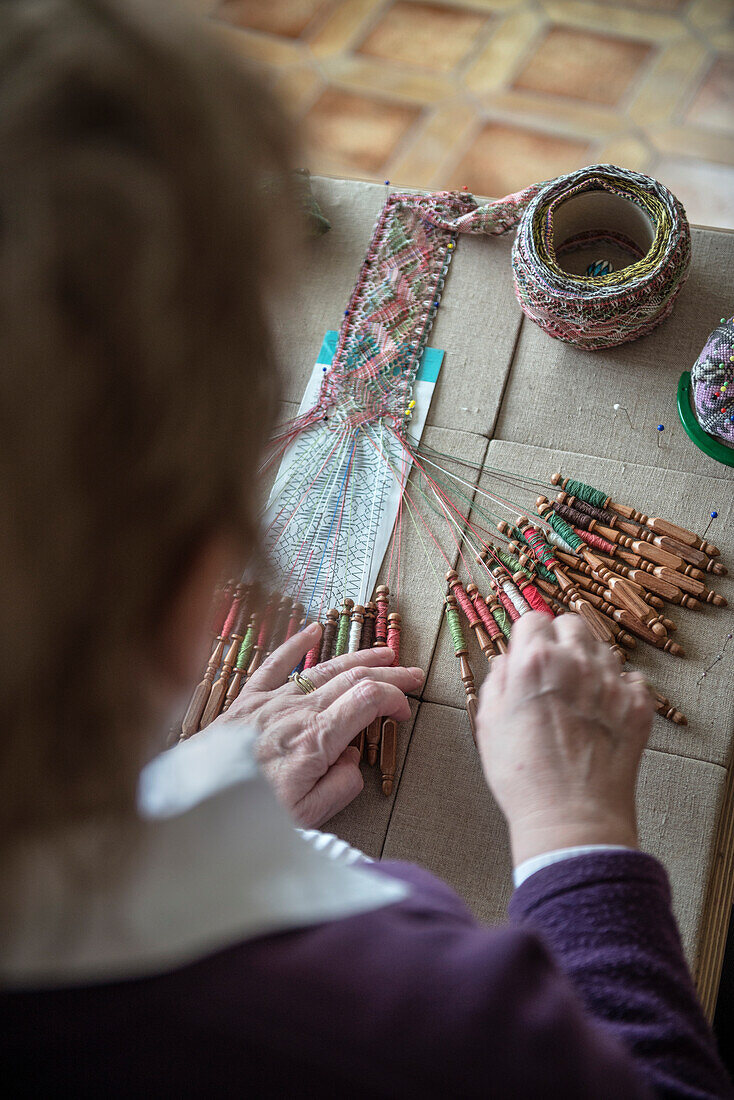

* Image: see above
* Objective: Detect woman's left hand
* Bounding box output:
[207,622,423,828]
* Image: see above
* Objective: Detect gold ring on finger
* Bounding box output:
[288,671,316,695]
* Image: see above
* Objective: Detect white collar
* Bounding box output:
[0,723,406,988]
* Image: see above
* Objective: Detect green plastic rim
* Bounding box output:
[677,371,734,468]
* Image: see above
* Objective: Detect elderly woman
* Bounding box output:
[0,2,731,1096]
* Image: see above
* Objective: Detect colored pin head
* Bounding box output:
[613,403,633,428]
[657,424,664,447]
[703,510,719,538]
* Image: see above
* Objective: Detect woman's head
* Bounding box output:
[0,0,293,843]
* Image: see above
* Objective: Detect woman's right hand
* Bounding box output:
[476,612,654,868]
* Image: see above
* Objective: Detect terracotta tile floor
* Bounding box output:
[213,0,734,228]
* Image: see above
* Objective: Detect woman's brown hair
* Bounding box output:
[0,0,294,844]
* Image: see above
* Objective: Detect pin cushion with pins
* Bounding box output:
[677,314,734,466]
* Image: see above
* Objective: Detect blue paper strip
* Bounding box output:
[316,330,444,385]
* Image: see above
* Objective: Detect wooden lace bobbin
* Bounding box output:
[303,610,326,670]
[489,565,529,620]
[447,569,494,655]
[205,580,235,648]
[654,691,687,726]
[223,612,259,711]
[509,571,555,618]
[493,579,521,623]
[466,581,502,660]
[335,598,355,658]
[244,594,278,682]
[319,608,340,665]
[554,487,715,573]
[303,630,322,669]
[348,604,365,653]
[507,539,557,582]
[565,582,685,656]
[491,566,532,617]
[554,490,723,576]
[511,545,554,595]
[285,602,305,642]
[374,585,390,645]
[350,602,376,761]
[574,549,670,637]
[544,566,623,656]
[482,542,536,583]
[499,517,563,587]
[471,564,509,652]
[554,546,696,609]
[498,548,534,580]
[542,495,689,574]
[541,586,637,650]
[536,497,695,577]
[498,529,559,588]
[510,513,620,653]
[618,672,687,726]
[347,605,366,757]
[360,602,376,651]
[448,567,493,642]
[550,473,720,558]
[181,637,225,739]
[380,719,398,797]
[386,612,402,665]
[553,548,664,609]
[180,582,241,740]
[377,613,403,795]
[652,690,687,726]
[181,636,225,740]
[266,595,294,657]
[482,595,509,653]
[564,567,676,633]
[200,591,253,728]
[445,594,478,742]
[611,550,727,606]
[486,592,512,641]
[366,588,390,766]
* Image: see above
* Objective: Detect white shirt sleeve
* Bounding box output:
[513,845,632,888]
[297,828,373,866]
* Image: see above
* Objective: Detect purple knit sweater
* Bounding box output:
[1,851,731,1097]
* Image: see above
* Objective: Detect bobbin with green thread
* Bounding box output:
[539,507,584,550]
[335,598,354,657]
[559,478,607,509]
[488,598,512,638]
[496,548,533,580]
[445,595,469,656]
[445,592,480,742]
[497,519,559,582]
[235,616,258,673]
[507,536,558,585]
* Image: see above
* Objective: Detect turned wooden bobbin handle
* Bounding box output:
[380,718,398,796]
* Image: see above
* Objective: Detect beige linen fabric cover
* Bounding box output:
[272,177,734,1007]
